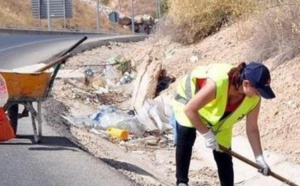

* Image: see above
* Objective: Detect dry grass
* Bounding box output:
[161,0,257,44]
[153,0,300,63]
[238,0,300,65]
[0,0,34,27]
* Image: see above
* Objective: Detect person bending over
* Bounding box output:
[172,62,275,186]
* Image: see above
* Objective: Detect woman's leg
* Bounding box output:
[176,122,196,185]
[213,149,234,186]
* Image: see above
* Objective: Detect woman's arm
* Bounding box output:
[184,78,216,134]
[246,99,270,175]
[246,99,263,157]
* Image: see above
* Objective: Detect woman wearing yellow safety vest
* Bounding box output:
[172,62,275,186]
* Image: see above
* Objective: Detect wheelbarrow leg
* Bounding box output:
[37,101,42,139]
[26,102,40,143]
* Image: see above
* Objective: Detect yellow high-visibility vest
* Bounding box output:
[172,63,260,148]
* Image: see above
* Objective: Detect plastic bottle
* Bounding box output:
[106,127,129,141]
[0,74,9,107]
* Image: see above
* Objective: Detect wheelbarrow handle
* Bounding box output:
[34,53,71,73]
[219,145,299,186]
[59,36,87,57]
[46,36,88,97]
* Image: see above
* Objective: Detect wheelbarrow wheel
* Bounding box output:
[7,104,19,135]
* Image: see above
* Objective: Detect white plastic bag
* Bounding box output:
[103,65,120,85]
[136,100,158,131]
[117,117,145,137]
[90,108,145,136]
[0,74,9,107]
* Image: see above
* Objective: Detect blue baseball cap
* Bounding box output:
[244,62,275,99]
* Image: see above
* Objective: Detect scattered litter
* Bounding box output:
[106,127,129,141]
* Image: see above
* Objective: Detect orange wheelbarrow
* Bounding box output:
[0,36,87,143]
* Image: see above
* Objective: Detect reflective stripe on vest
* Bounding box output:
[174,73,193,105]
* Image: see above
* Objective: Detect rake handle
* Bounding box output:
[219,145,298,186]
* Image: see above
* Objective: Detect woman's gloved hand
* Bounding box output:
[256,155,270,176]
[202,129,219,151]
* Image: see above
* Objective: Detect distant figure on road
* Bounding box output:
[172,62,276,186]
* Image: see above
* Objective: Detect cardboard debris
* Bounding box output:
[131,56,162,111]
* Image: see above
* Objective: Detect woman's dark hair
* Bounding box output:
[228,62,246,90]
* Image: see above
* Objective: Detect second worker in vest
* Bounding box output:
[172,62,275,186]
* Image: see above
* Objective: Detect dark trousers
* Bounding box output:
[175,122,234,186]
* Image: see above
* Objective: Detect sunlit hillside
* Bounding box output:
[0,0,157,32]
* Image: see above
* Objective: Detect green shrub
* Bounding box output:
[161,0,169,14]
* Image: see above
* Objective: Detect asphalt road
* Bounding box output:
[0,32,136,186]
[0,32,144,70]
[0,33,92,69]
[0,116,135,186]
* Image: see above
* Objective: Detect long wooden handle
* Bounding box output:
[219,145,299,186]
[59,36,87,57]
[34,53,71,73]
